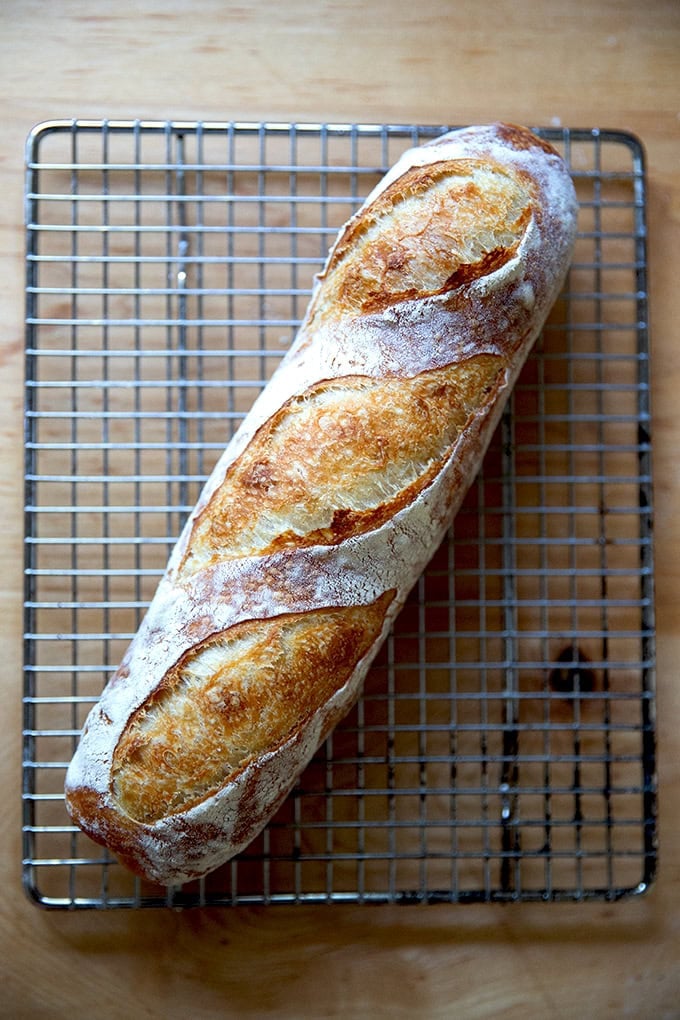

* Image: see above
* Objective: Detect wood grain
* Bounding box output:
[1,1,679,1017]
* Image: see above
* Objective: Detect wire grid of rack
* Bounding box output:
[23,121,656,909]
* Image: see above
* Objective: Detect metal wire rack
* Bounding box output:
[23,120,656,909]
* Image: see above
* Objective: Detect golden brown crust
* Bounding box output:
[181,355,502,572]
[494,121,562,156]
[310,157,534,320]
[111,592,394,823]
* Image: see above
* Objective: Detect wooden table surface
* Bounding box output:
[2,2,679,1017]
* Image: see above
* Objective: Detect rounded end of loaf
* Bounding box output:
[65,592,397,885]
[307,121,576,344]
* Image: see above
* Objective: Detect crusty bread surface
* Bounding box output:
[65,123,578,885]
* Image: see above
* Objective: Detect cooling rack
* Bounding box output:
[23,121,656,909]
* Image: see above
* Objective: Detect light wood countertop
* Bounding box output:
[2,2,679,1016]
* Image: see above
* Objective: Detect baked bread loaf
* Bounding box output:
[65,123,578,885]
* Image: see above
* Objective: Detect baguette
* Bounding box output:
[65,123,578,885]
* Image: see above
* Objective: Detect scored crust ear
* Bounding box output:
[110,591,395,824]
[311,157,535,319]
[179,355,504,574]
